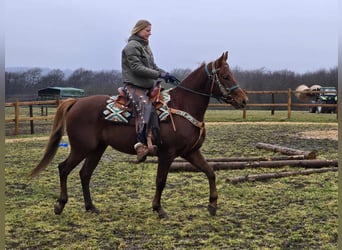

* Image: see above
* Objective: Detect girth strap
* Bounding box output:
[168,108,204,129]
[168,108,205,150]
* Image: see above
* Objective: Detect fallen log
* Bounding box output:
[168,159,338,172]
[256,142,317,159]
[226,167,338,184]
[134,155,306,164]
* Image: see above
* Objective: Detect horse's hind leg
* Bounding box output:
[184,150,218,216]
[79,144,107,213]
[55,153,86,215]
[152,155,174,219]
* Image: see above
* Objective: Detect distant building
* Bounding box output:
[38,87,85,100]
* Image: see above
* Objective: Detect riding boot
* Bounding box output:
[134,142,149,162]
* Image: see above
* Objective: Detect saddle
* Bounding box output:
[103,83,170,123]
[115,83,163,113]
[103,83,205,155]
[103,83,171,156]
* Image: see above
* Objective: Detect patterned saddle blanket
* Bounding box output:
[103,87,172,123]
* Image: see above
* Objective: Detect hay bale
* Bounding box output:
[295,84,311,102]
[310,84,321,91]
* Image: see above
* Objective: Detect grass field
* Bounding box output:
[5,110,338,249]
[205,109,338,123]
[5,108,338,136]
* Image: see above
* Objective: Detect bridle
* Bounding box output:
[166,61,241,148]
[168,61,240,103]
[205,62,240,102]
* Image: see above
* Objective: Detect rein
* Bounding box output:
[168,77,212,97]
[168,62,240,99]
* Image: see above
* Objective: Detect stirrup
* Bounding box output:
[134,142,149,162]
[148,145,158,156]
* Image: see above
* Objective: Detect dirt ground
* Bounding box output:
[296,130,338,141]
[5,136,67,143]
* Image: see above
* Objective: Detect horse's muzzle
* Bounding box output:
[232,99,247,109]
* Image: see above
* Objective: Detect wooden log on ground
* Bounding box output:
[136,155,306,164]
[168,159,337,172]
[256,142,317,159]
[226,167,337,184]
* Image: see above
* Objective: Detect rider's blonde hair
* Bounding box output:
[131,19,151,35]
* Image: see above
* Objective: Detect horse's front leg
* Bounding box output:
[184,149,218,216]
[152,156,173,219]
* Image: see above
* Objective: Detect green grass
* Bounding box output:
[5,122,338,249]
[205,109,338,123]
[5,109,337,137]
[5,106,338,123]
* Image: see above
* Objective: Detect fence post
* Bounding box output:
[40,105,48,116]
[287,88,291,119]
[243,108,246,119]
[14,100,19,135]
[56,97,60,106]
[271,93,275,115]
[29,104,34,134]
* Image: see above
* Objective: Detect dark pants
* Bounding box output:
[125,84,160,145]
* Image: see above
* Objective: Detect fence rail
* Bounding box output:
[5,89,338,135]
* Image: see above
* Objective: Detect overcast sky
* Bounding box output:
[5,0,338,73]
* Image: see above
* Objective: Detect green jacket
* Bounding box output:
[121,35,165,88]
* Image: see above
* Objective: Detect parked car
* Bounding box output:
[309,86,337,113]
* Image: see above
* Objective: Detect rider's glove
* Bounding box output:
[159,72,176,83]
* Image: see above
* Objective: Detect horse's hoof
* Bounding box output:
[54,202,65,215]
[86,206,100,214]
[207,204,217,216]
[158,210,169,219]
[154,207,168,219]
[158,211,169,219]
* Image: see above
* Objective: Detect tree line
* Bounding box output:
[5,66,337,104]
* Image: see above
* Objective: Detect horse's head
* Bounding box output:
[207,51,248,109]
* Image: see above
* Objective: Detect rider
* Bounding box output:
[121,19,174,162]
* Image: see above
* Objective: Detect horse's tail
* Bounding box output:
[29,98,78,178]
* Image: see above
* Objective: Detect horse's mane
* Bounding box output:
[174,62,206,87]
[198,61,206,69]
[187,62,206,77]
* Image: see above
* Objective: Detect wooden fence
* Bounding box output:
[5,89,338,135]
[211,89,338,119]
[5,99,61,135]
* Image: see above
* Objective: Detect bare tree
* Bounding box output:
[5,66,337,102]
[39,69,65,88]
[23,68,42,86]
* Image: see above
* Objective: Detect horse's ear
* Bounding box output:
[224,51,228,60]
[217,51,228,67]
[221,51,228,62]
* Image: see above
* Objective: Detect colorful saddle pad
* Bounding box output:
[103,88,172,123]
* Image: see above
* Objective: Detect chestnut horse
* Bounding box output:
[30,52,248,218]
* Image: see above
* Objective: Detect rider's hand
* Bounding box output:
[159,72,170,80]
[159,72,176,83]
